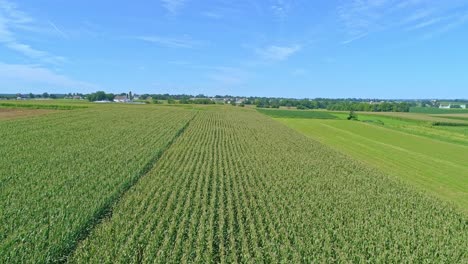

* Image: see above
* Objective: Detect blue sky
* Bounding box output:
[0,0,467,98]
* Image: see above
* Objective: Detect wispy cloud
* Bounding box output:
[257,44,301,61]
[271,0,292,20]
[406,16,445,31]
[161,0,187,15]
[0,62,98,92]
[48,20,68,39]
[134,35,202,48]
[337,0,390,43]
[422,11,468,39]
[201,11,222,19]
[338,0,468,44]
[0,0,65,64]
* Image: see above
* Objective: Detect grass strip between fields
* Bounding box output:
[256,108,337,119]
[58,112,197,263]
[0,102,88,110]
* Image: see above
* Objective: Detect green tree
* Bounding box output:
[347,110,358,120]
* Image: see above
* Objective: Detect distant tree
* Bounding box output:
[106,93,115,101]
[347,110,358,120]
[87,91,113,101]
[42,92,49,98]
[420,100,432,107]
[29,93,35,99]
[140,94,150,100]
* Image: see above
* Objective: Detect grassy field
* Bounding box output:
[1,104,467,262]
[349,111,468,124]
[256,108,337,119]
[342,112,468,145]
[410,106,468,114]
[275,118,468,212]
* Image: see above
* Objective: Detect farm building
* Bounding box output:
[439,103,466,109]
[114,95,131,103]
[439,104,451,109]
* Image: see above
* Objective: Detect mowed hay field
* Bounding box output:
[1,104,467,262]
[275,117,468,211]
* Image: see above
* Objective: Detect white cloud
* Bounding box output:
[338,0,468,44]
[257,45,301,61]
[0,0,65,64]
[406,16,445,31]
[201,11,222,19]
[134,35,201,48]
[271,0,292,20]
[48,20,68,39]
[423,11,468,39]
[0,63,98,92]
[161,0,187,15]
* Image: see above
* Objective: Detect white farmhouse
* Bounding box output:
[114,95,131,103]
[439,104,451,109]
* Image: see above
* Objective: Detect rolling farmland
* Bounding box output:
[1,104,467,262]
[2,0,468,262]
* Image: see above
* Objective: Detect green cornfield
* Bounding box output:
[1,105,467,263]
[0,105,194,262]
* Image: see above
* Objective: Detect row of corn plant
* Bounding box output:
[0,104,195,263]
[71,107,466,263]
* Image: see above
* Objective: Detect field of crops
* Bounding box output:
[410,106,468,114]
[0,108,54,120]
[0,105,194,262]
[70,107,467,262]
[1,104,467,262]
